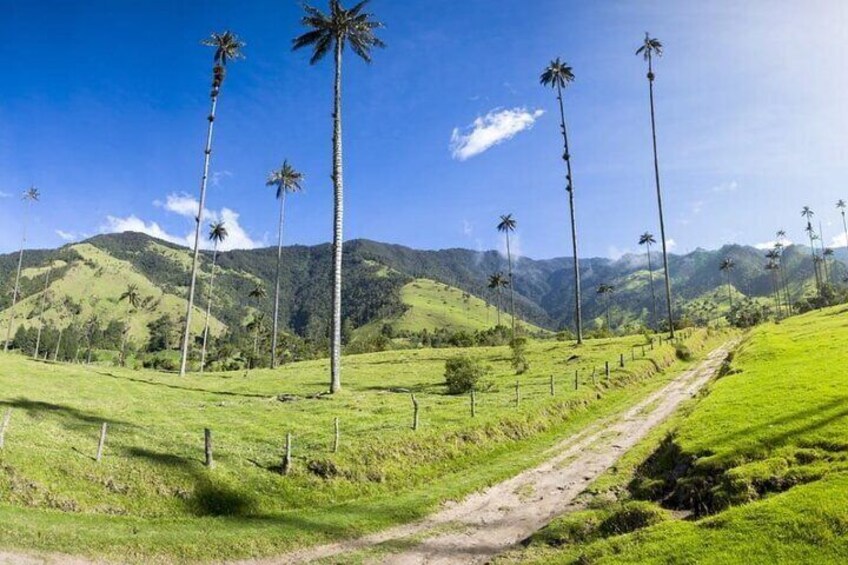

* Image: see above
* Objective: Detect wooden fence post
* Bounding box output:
[333,417,340,453]
[620,353,625,368]
[0,409,11,450]
[96,422,108,462]
[282,432,292,475]
[650,339,654,350]
[514,381,520,408]
[204,428,214,468]
[574,370,579,390]
[592,367,597,385]
[631,348,635,361]
[470,390,477,417]
[605,361,610,380]
[642,345,646,357]
[550,375,555,396]
[411,394,420,430]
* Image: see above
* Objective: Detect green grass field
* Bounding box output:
[507,305,848,564]
[0,328,728,562]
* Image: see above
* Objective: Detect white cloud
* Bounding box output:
[211,170,233,187]
[0,190,10,198]
[711,180,738,193]
[104,193,262,251]
[666,239,677,251]
[462,219,473,236]
[830,234,847,249]
[55,230,77,241]
[607,246,630,260]
[755,239,793,250]
[450,107,544,161]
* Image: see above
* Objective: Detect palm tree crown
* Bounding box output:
[636,33,663,61]
[638,232,656,246]
[719,257,735,272]
[23,186,40,202]
[539,58,574,89]
[801,206,814,221]
[248,284,266,300]
[209,221,228,244]
[487,272,507,289]
[293,0,385,64]
[266,161,305,198]
[202,31,245,66]
[119,284,141,309]
[838,199,846,211]
[497,214,517,234]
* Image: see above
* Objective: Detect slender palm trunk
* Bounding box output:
[271,192,287,369]
[120,311,131,367]
[725,274,733,309]
[505,233,517,338]
[808,230,821,292]
[53,326,63,362]
[556,84,583,344]
[199,242,220,375]
[179,84,220,378]
[646,54,675,337]
[842,211,848,272]
[606,296,612,331]
[818,222,830,284]
[329,39,345,394]
[4,202,32,352]
[495,287,502,326]
[645,245,657,329]
[33,266,53,358]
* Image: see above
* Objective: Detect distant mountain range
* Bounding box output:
[0,232,844,342]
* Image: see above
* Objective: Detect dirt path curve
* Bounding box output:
[265,340,737,565]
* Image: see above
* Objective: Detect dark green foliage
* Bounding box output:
[727,298,770,328]
[444,355,486,394]
[146,315,177,352]
[511,336,530,374]
[674,344,693,361]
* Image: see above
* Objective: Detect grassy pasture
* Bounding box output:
[0,328,728,562]
[508,305,848,564]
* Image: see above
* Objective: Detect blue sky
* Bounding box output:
[1,0,847,259]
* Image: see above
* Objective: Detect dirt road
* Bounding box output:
[262,340,736,565]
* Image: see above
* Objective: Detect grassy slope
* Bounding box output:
[0,243,224,342]
[0,329,731,562]
[355,278,531,339]
[511,306,848,564]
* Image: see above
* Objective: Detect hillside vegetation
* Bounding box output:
[0,328,730,561]
[508,306,848,564]
[0,233,841,346]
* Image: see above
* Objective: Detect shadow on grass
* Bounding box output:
[0,398,135,428]
[97,371,271,400]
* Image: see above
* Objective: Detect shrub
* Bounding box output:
[445,355,486,394]
[598,501,668,536]
[675,344,693,361]
[511,336,530,374]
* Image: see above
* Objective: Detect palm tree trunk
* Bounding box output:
[556,84,583,344]
[120,315,130,367]
[606,297,611,331]
[496,287,502,327]
[645,245,657,329]
[199,243,219,375]
[808,232,821,292]
[646,54,675,338]
[33,266,52,359]
[179,86,220,378]
[505,232,517,338]
[53,327,63,362]
[271,192,287,369]
[329,39,345,394]
[842,211,848,267]
[4,202,32,352]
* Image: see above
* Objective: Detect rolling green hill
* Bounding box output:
[0,232,841,351]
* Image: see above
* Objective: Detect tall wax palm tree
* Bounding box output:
[636,33,675,337]
[33,264,54,359]
[487,272,508,327]
[823,247,835,285]
[119,284,142,367]
[773,239,792,313]
[4,187,40,352]
[266,161,304,369]
[540,58,583,344]
[596,283,615,331]
[246,283,267,373]
[838,200,848,257]
[199,221,228,374]
[765,261,781,315]
[801,206,821,291]
[719,257,735,309]
[497,214,518,337]
[179,31,245,378]
[293,0,385,394]
[638,232,658,328]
